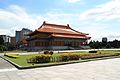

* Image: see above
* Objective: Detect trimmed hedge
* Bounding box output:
[80,53,119,59]
[27,52,120,63]
[44,50,53,55]
[60,53,80,62]
[89,50,97,53]
[4,54,19,58]
[27,54,51,63]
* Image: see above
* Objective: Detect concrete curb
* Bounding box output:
[0,56,22,69]
[1,56,120,70]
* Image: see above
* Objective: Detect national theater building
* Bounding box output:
[27,21,91,50]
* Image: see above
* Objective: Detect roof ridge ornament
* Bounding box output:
[67,24,71,29]
[43,21,46,24]
[67,24,69,27]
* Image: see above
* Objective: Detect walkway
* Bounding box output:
[0,58,120,80]
[0,57,17,72]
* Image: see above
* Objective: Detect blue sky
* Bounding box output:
[0,0,120,41]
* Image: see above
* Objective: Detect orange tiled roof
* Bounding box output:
[50,33,91,39]
[36,21,87,35]
[29,21,90,39]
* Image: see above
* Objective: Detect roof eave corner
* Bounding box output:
[85,33,89,35]
[87,37,91,39]
[38,21,46,30]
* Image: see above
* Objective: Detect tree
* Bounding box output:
[101,41,107,48]
[89,39,120,49]
[89,40,102,49]
[89,40,95,48]
[0,45,7,52]
[106,43,111,48]
[0,36,4,45]
[111,40,120,48]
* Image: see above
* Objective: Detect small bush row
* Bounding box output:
[27,54,51,63]
[4,54,19,58]
[89,50,97,53]
[60,53,80,62]
[27,53,120,63]
[79,53,119,59]
[27,53,80,63]
[44,50,53,55]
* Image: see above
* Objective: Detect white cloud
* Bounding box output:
[76,0,120,41]
[0,29,10,36]
[78,23,120,41]
[79,0,120,22]
[0,5,77,36]
[44,12,79,24]
[65,0,80,3]
[0,5,39,36]
[76,23,108,40]
[1,1,120,41]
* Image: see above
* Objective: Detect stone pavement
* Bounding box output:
[0,57,17,73]
[0,57,16,69]
[0,58,120,80]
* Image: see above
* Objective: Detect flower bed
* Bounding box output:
[2,51,120,69]
[27,53,120,63]
[27,54,51,63]
[4,54,19,58]
[60,53,80,62]
[79,53,119,59]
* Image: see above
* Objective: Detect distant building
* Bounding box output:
[15,31,21,43]
[10,37,16,47]
[0,35,11,43]
[102,37,107,42]
[21,28,33,39]
[15,28,32,47]
[27,21,91,50]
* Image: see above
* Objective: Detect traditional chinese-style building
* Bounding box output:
[27,21,91,50]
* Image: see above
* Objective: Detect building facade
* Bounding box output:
[15,31,21,43]
[102,37,108,42]
[10,37,16,47]
[0,35,11,43]
[27,21,91,50]
[15,28,32,47]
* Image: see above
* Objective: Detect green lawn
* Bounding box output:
[3,50,120,67]
[4,54,34,66]
[3,51,89,67]
[98,50,120,54]
[3,53,65,67]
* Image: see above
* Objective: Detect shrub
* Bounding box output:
[69,54,80,60]
[44,50,49,54]
[49,51,53,55]
[60,53,80,62]
[60,53,69,62]
[27,54,51,63]
[4,54,19,58]
[79,53,119,60]
[89,50,97,53]
[44,50,53,55]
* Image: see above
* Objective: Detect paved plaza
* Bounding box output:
[0,58,120,80]
[0,57,17,73]
[0,58,16,69]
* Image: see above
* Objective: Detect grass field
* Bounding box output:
[3,50,120,67]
